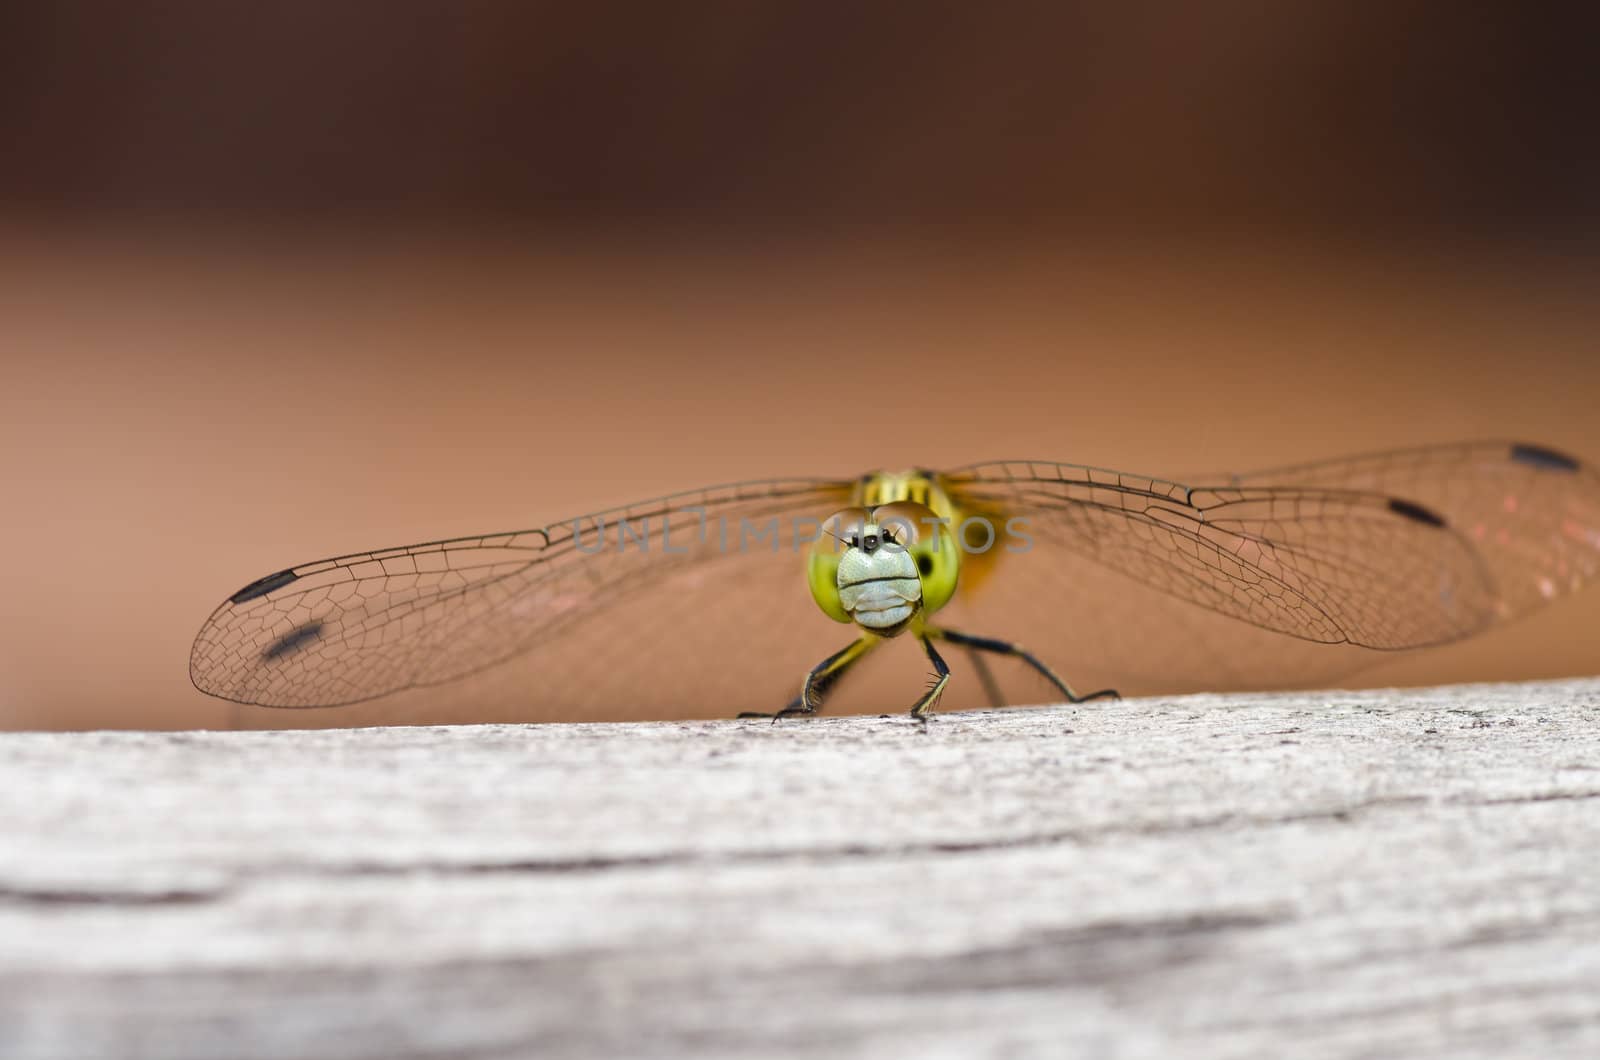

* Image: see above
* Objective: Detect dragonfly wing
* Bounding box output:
[949,462,1497,650]
[936,443,1600,699]
[191,478,853,713]
[1219,440,1600,628]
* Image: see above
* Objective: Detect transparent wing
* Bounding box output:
[191,478,853,712]
[934,442,1600,701]
[948,461,1491,652]
[1219,441,1600,628]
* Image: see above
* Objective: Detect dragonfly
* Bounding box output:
[190,441,1600,725]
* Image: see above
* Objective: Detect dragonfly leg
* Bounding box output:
[965,648,1006,709]
[929,628,1119,704]
[737,636,875,722]
[908,635,951,721]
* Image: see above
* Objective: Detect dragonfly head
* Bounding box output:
[808,502,960,636]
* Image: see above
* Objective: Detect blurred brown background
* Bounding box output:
[1,3,1596,730]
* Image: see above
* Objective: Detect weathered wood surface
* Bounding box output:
[3,680,1599,1059]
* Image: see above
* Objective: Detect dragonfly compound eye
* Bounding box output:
[870,502,928,550]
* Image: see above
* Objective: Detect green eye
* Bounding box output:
[807,547,851,623]
[914,533,959,613]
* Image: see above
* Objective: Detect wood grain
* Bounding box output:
[3,680,1599,1058]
